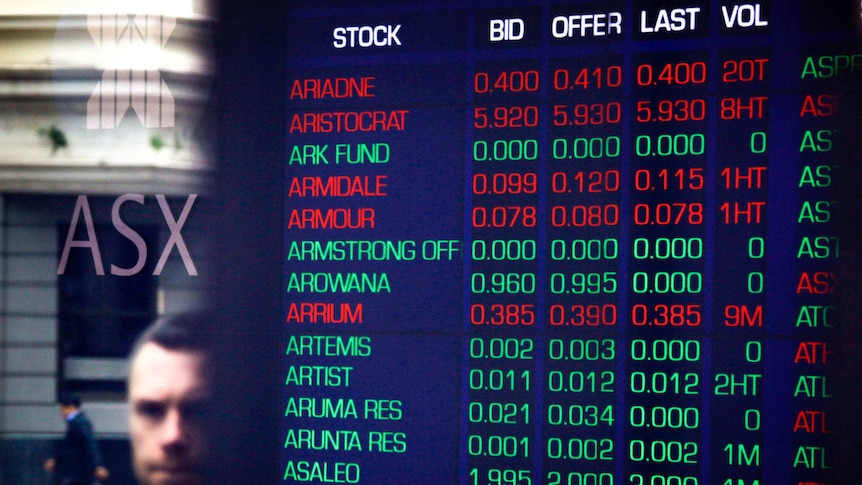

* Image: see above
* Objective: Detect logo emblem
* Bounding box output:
[87,13,176,129]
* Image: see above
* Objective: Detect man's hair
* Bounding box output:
[130,313,211,359]
[58,393,81,408]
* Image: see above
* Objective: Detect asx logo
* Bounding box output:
[57,194,197,276]
[87,12,176,129]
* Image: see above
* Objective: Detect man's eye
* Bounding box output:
[136,402,166,420]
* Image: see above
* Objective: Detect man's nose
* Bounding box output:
[161,409,186,446]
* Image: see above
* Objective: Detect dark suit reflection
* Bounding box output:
[53,411,104,485]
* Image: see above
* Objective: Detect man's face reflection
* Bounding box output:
[129,343,212,485]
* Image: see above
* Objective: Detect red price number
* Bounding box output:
[549,304,617,326]
[633,202,703,226]
[631,304,702,327]
[473,206,537,228]
[471,303,536,326]
[551,204,620,227]
[636,99,706,123]
[552,170,620,194]
[473,172,538,195]
[474,106,539,129]
[637,61,706,86]
[634,168,705,192]
[553,103,621,126]
[475,70,540,94]
[553,66,622,90]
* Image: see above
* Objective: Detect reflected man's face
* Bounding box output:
[129,343,211,485]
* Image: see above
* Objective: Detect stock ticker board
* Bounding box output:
[280,1,862,483]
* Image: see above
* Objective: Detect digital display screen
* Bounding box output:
[280,1,862,483]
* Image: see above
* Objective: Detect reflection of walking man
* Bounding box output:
[44,394,110,484]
